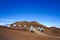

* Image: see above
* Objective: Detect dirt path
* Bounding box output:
[34,29,60,39]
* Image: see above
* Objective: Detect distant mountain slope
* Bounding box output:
[10,21,47,28]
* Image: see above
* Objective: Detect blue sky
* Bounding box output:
[0,0,60,28]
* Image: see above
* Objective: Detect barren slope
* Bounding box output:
[0,26,60,40]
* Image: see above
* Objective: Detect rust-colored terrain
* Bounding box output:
[0,21,60,40]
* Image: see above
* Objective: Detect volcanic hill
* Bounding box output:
[0,21,60,40]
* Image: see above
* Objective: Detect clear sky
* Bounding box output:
[0,0,60,28]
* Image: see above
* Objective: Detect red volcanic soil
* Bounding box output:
[44,27,60,37]
[0,26,60,40]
